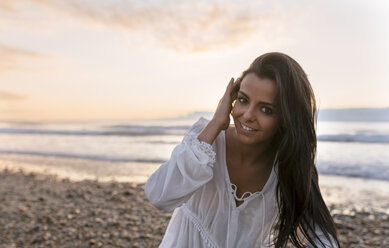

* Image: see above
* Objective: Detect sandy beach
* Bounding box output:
[0,167,388,248]
[0,170,170,248]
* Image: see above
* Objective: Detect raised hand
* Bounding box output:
[212,77,241,131]
[197,77,241,145]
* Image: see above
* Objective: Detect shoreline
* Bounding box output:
[1,153,389,211]
[1,169,388,247]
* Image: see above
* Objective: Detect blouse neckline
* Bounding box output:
[221,129,277,210]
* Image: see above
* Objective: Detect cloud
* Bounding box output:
[0,43,44,72]
[0,90,26,101]
[0,2,14,11]
[1,0,273,53]
[0,43,41,59]
[149,3,268,52]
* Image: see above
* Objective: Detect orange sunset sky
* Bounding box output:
[1,0,388,121]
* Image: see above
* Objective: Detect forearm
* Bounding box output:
[145,119,216,211]
[197,119,223,145]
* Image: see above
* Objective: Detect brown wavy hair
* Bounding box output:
[240,52,339,248]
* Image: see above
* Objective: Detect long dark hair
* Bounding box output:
[241,52,339,248]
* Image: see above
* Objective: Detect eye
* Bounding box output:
[260,106,273,115]
[238,97,247,104]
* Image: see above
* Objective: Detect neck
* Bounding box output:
[228,126,277,167]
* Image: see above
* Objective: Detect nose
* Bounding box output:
[242,105,256,121]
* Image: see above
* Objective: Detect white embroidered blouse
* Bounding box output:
[145,118,336,248]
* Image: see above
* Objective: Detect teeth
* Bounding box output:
[241,123,255,131]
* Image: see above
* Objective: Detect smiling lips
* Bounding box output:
[240,122,258,132]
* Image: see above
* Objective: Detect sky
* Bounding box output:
[0,0,388,121]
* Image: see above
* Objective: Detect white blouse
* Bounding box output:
[145,118,336,248]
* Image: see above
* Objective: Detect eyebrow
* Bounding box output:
[238,90,276,107]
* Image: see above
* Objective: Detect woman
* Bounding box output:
[145,52,340,248]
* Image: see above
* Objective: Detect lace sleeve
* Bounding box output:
[186,132,216,168]
[145,117,216,211]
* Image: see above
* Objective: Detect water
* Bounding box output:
[0,111,388,182]
[316,122,389,181]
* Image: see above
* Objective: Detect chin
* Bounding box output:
[235,129,275,146]
[234,131,259,144]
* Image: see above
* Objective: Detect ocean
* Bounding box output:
[0,110,388,182]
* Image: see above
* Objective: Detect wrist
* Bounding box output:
[209,118,225,132]
[197,119,223,145]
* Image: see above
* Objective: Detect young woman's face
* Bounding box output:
[231,73,279,146]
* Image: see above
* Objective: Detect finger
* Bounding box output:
[230,78,241,98]
[224,77,235,96]
[234,77,241,86]
[228,77,234,88]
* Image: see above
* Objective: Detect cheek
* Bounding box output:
[261,117,278,132]
[231,104,242,117]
